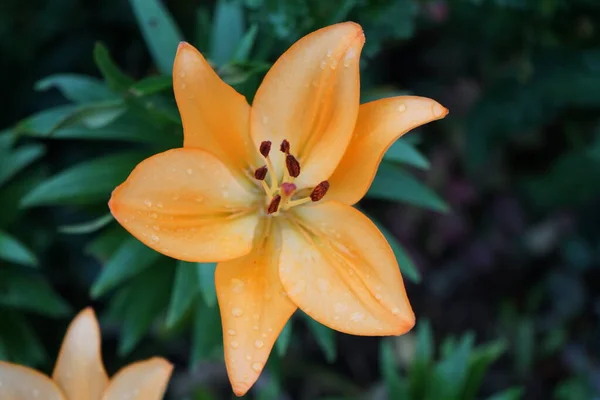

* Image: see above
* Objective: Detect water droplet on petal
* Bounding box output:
[231,341,239,348]
[397,104,407,112]
[317,278,330,293]
[232,307,243,317]
[227,329,236,336]
[245,354,252,361]
[392,307,401,315]
[320,60,327,69]
[231,278,245,293]
[151,234,160,242]
[144,199,152,207]
[351,312,364,322]
[186,168,193,175]
[254,340,264,349]
[150,212,158,219]
[252,362,263,372]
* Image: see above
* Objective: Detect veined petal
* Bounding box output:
[101,358,172,400]
[279,201,414,335]
[52,308,109,400]
[250,22,364,189]
[174,43,259,183]
[327,96,448,205]
[109,148,260,262]
[0,362,65,400]
[215,222,296,396]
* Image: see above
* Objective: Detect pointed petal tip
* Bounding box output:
[433,102,449,119]
[177,41,191,51]
[232,381,252,397]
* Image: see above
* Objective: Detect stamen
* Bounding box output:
[281,182,297,197]
[310,181,330,202]
[267,195,281,214]
[259,141,272,158]
[254,165,268,180]
[280,139,290,154]
[285,155,301,178]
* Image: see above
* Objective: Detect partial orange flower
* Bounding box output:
[0,308,172,400]
[109,22,447,396]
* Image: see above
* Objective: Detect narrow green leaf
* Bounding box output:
[210,0,245,66]
[462,340,508,400]
[128,75,173,97]
[429,332,475,400]
[485,387,523,400]
[166,261,200,328]
[0,311,47,366]
[58,214,114,234]
[91,237,161,298]
[367,163,449,213]
[275,318,293,357]
[304,315,337,362]
[369,216,421,283]
[0,268,71,316]
[191,299,223,366]
[129,0,183,75]
[0,230,38,267]
[384,140,430,169]
[233,24,259,62]
[380,339,410,398]
[408,319,434,398]
[94,42,135,91]
[196,262,217,307]
[35,74,116,103]
[21,152,147,207]
[16,105,80,137]
[0,144,45,187]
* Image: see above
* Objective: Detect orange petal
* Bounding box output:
[0,361,66,400]
[250,22,364,189]
[101,358,173,400]
[279,201,414,335]
[327,96,448,205]
[109,148,260,262]
[52,308,109,400]
[174,43,259,184]
[215,222,296,396]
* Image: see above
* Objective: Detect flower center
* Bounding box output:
[253,140,329,215]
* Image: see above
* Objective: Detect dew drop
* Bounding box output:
[317,278,330,293]
[245,354,252,361]
[150,212,158,219]
[231,341,239,349]
[186,168,193,175]
[327,49,333,58]
[227,329,236,336]
[351,312,364,322]
[157,202,164,208]
[254,340,264,349]
[334,302,347,313]
[320,60,327,69]
[232,307,244,317]
[151,234,160,242]
[252,325,259,331]
[231,278,245,293]
[397,104,407,113]
[252,362,263,372]
[375,293,382,300]
[144,199,152,207]
[391,307,400,315]
[152,225,160,231]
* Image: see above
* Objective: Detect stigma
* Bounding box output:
[253,140,329,215]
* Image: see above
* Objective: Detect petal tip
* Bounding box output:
[232,381,252,397]
[433,102,449,119]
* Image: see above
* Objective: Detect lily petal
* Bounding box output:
[279,201,414,335]
[109,148,260,262]
[52,308,109,400]
[101,358,172,400]
[0,361,65,400]
[215,223,296,396]
[327,96,448,205]
[174,43,259,183]
[251,22,364,189]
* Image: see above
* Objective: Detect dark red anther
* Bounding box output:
[280,182,297,196]
[280,139,290,154]
[267,195,282,214]
[259,141,272,158]
[254,165,268,180]
[285,155,301,177]
[310,181,330,202]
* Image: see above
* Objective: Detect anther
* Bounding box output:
[310,181,330,202]
[254,165,268,180]
[267,195,281,214]
[285,155,301,178]
[281,182,297,196]
[280,140,290,154]
[259,141,272,158]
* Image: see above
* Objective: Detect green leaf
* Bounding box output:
[0,268,71,317]
[367,163,449,213]
[275,318,293,357]
[210,0,245,66]
[408,319,434,399]
[380,339,410,398]
[166,261,200,328]
[91,237,161,298]
[118,263,173,355]
[16,105,80,136]
[428,332,475,400]
[128,75,173,97]
[485,387,523,400]
[35,74,117,103]
[94,42,135,91]
[58,214,114,235]
[191,299,223,365]
[84,225,128,263]
[0,311,47,366]
[304,314,337,362]
[0,144,45,187]
[369,217,421,283]
[462,340,508,400]
[196,262,217,307]
[129,0,183,75]
[21,152,147,207]
[0,230,38,267]
[233,24,258,62]
[384,140,430,169]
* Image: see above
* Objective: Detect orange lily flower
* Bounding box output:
[109,22,447,396]
[0,308,172,400]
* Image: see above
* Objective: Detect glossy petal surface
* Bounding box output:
[250,22,364,188]
[216,222,296,396]
[174,43,259,183]
[109,148,260,262]
[279,201,414,335]
[52,308,109,400]
[327,96,448,204]
[102,358,172,400]
[0,362,65,400]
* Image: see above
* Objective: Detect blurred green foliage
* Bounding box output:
[1,0,600,399]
